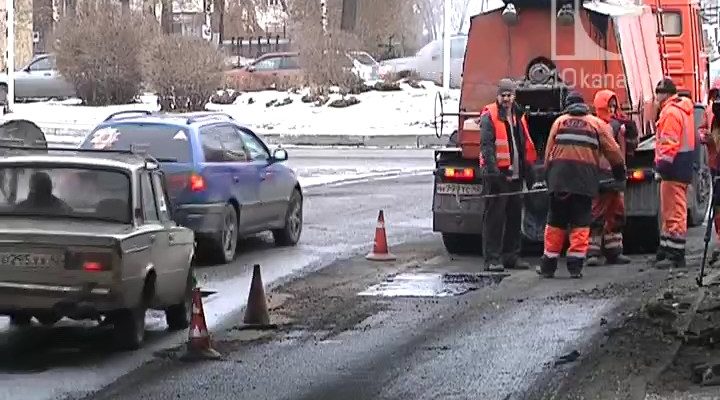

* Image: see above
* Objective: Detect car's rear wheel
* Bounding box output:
[8,312,31,326]
[273,189,303,246]
[202,204,238,264]
[165,271,193,331]
[35,313,61,326]
[112,307,146,351]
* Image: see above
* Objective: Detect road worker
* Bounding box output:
[537,91,625,279]
[653,78,696,269]
[702,96,720,266]
[479,78,539,272]
[586,89,632,266]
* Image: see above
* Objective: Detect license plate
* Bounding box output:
[436,183,484,196]
[0,252,65,268]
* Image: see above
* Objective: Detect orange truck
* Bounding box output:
[432,0,712,254]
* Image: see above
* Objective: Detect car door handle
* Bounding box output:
[43,73,51,76]
[233,176,240,183]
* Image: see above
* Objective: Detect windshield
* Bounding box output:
[81,123,193,162]
[0,166,132,223]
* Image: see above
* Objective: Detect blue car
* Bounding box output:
[79,111,303,264]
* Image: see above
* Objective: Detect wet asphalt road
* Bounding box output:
[78,241,696,400]
[0,148,435,400]
[73,212,710,400]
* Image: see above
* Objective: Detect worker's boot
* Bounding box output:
[503,255,530,270]
[710,249,720,268]
[566,257,584,279]
[484,260,505,273]
[536,255,557,278]
[585,256,602,267]
[606,253,632,265]
[654,248,685,269]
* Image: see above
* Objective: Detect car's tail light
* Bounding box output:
[66,251,113,272]
[189,173,206,192]
[444,167,475,182]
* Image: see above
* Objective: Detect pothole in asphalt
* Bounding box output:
[357,272,509,298]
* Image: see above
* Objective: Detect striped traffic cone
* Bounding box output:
[366,210,397,261]
[180,287,222,361]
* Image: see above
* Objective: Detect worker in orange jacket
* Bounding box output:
[701,85,720,266]
[653,78,696,269]
[479,78,539,272]
[537,91,625,279]
[587,89,632,266]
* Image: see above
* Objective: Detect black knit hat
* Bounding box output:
[655,78,677,95]
[564,90,584,107]
[497,78,516,95]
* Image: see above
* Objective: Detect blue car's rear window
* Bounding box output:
[81,123,193,163]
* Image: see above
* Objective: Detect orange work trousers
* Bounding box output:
[588,191,625,259]
[659,180,688,259]
[543,193,592,261]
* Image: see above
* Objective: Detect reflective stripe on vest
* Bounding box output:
[554,117,599,149]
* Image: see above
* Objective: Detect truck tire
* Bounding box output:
[688,162,712,227]
[623,215,660,254]
[442,233,482,255]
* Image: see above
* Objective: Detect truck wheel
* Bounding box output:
[165,271,193,331]
[624,215,660,254]
[688,168,712,227]
[112,307,146,351]
[442,233,482,255]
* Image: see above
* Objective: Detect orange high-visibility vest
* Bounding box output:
[479,103,538,168]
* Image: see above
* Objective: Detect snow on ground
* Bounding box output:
[0,94,160,133]
[206,82,460,137]
[0,83,460,143]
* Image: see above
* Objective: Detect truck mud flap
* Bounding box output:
[626,181,660,217]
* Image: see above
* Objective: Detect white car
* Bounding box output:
[345,51,391,82]
[380,35,468,88]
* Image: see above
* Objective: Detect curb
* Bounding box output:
[37,125,450,149]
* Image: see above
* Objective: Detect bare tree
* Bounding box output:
[161,0,172,33]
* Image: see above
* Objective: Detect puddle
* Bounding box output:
[358,272,508,298]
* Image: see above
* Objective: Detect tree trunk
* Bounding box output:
[161,0,172,33]
[15,0,34,68]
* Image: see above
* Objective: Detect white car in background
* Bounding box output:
[345,51,391,82]
[380,35,468,88]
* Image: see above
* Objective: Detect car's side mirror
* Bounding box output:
[272,148,288,162]
[247,65,256,73]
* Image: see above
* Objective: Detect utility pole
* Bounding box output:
[442,0,451,93]
[6,0,14,113]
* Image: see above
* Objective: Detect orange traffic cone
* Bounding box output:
[237,264,277,330]
[366,210,397,261]
[180,287,222,361]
